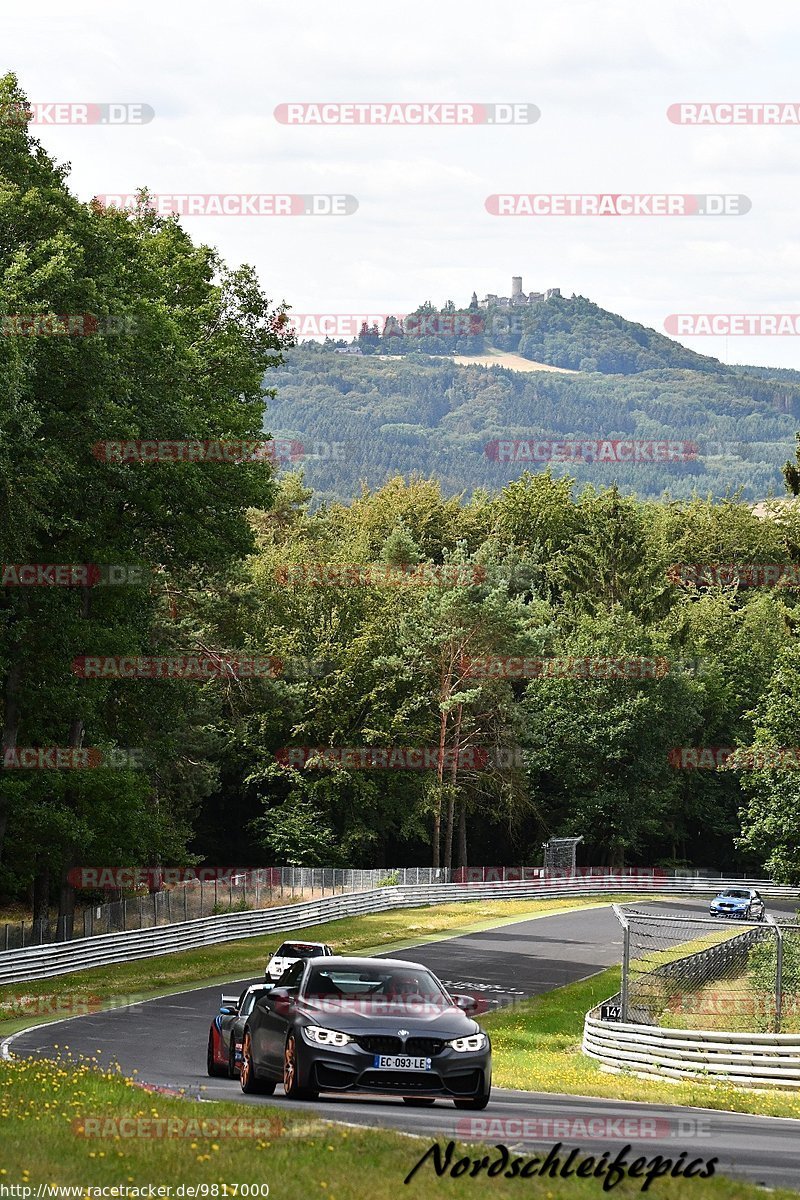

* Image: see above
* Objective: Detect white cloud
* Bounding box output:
[4,0,800,367]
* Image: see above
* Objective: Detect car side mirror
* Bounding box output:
[453,993,479,1015]
[268,986,293,1015]
[218,1005,237,1015]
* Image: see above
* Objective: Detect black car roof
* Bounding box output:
[304,955,429,970]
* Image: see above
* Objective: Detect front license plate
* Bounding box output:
[373,1055,431,1070]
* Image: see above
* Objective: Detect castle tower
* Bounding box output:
[511,275,523,298]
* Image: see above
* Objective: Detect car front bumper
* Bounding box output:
[300,1037,491,1098]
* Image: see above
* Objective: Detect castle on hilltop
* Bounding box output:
[471,276,561,309]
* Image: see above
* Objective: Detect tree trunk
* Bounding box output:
[432,700,448,868]
[443,703,463,870]
[457,797,467,869]
[57,856,77,942]
[57,716,84,945]
[0,655,23,862]
[56,584,91,941]
[32,864,50,944]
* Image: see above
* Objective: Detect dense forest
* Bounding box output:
[267,347,800,504]
[8,454,800,927]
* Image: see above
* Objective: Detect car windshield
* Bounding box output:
[276,942,324,957]
[304,965,447,1002]
[720,890,750,899]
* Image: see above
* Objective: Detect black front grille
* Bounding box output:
[359,1071,443,1092]
[355,1035,446,1056]
[406,1037,446,1057]
[356,1036,402,1055]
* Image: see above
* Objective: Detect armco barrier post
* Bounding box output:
[770,917,784,1034]
[613,904,630,1021]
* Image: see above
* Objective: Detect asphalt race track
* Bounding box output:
[8,898,800,1190]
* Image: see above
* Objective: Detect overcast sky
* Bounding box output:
[5,0,800,367]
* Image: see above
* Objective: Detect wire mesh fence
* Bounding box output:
[542,837,584,872]
[0,866,450,948]
[616,904,800,1033]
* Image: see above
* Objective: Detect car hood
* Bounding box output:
[294,997,481,1038]
[712,897,748,906]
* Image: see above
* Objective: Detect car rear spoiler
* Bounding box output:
[220,994,239,1008]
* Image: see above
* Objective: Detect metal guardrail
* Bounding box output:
[583,1010,800,1089]
[0,875,797,986]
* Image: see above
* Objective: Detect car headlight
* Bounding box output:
[303,1024,353,1047]
[449,1032,488,1053]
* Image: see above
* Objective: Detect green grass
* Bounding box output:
[0,1054,794,1198]
[0,894,642,1037]
[482,967,800,1119]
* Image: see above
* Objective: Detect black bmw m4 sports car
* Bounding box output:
[239,955,492,1108]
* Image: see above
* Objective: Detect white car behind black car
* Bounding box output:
[266,940,333,981]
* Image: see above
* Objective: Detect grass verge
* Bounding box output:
[482,967,800,1119]
[0,1054,793,1198]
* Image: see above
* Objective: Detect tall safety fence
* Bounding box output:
[0,867,450,949]
[616,905,800,1033]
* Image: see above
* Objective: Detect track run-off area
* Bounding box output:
[6,897,800,1191]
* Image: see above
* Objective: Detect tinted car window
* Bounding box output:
[304,965,447,1001]
[276,942,325,957]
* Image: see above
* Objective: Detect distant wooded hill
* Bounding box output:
[264,295,800,503]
